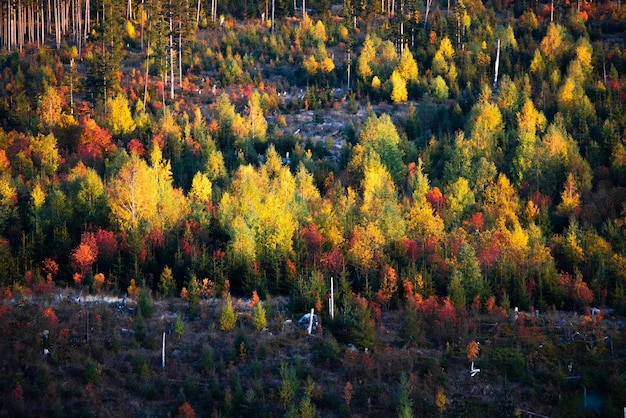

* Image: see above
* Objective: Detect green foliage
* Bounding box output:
[279,362,300,409]
[84,360,98,384]
[138,287,154,319]
[158,266,176,299]
[253,302,267,330]
[220,298,236,331]
[397,373,413,418]
[174,313,185,339]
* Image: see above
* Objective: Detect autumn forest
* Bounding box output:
[1,0,626,417]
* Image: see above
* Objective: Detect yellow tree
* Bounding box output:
[361,154,405,242]
[396,46,418,82]
[539,23,567,58]
[106,93,136,136]
[107,152,159,232]
[483,173,520,230]
[150,142,189,231]
[30,133,59,178]
[357,34,377,82]
[406,161,445,243]
[390,70,408,104]
[37,86,63,133]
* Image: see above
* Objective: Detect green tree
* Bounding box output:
[174,313,185,339]
[158,265,176,298]
[220,297,236,331]
[358,112,406,184]
[397,373,413,418]
[253,301,267,330]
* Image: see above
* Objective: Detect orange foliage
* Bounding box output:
[127,279,140,299]
[251,289,260,307]
[73,272,82,287]
[43,306,58,326]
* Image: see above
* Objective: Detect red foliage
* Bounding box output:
[301,224,324,263]
[78,117,116,164]
[529,190,551,208]
[95,228,118,263]
[559,272,594,309]
[320,248,344,275]
[3,286,12,301]
[401,238,420,262]
[41,258,59,280]
[426,187,446,210]
[71,241,97,275]
[145,228,165,249]
[127,138,145,156]
[178,402,195,418]
[343,381,353,407]
[466,212,484,231]
[285,258,297,280]
[402,279,414,301]
[13,383,23,403]
[0,304,12,320]
[212,248,226,260]
[476,242,500,270]
[33,277,55,296]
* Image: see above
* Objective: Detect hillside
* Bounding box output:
[1,0,626,416]
[1,289,624,417]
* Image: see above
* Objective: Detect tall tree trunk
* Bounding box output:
[424,0,432,28]
[169,0,174,100]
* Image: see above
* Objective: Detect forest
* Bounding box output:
[1,0,626,416]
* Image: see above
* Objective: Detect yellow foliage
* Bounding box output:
[31,183,46,209]
[529,49,545,74]
[189,171,213,206]
[371,76,381,90]
[438,36,455,61]
[321,56,335,73]
[390,70,408,104]
[107,94,136,136]
[540,23,565,57]
[303,55,319,75]
[396,46,418,82]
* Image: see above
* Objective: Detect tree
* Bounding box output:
[106,94,136,137]
[37,86,63,133]
[253,301,267,330]
[431,76,449,102]
[466,340,479,361]
[396,46,418,83]
[174,313,185,338]
[107,152,159,233]
[78,117,117,167]
[220,297,236,331]
[539,23,567,59]
[158,265,176,298]
[30,133,59,178]
[358,112,406,184]
[390,70,408,104]
[397,373,413,418]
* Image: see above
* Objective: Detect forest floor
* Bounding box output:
[1,288,625,417]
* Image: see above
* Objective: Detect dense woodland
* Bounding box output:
[1,0,626,416]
